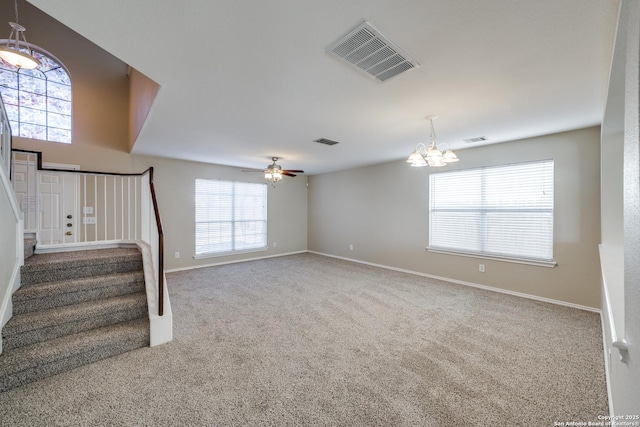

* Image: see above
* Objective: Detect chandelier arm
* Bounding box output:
[7,28,17,47]
[429,118,438,149]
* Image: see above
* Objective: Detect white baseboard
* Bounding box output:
[308,251,600,313]
[165,250,308,272]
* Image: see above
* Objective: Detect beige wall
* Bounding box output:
[308,126,602,308]
[12,137,133,173]
[131,155,308,271]
[6,146,308,271]
[601,130,624,245]
[1,0,129,153]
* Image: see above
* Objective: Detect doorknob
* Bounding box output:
[67,214,73,219]
[65,231,73,236]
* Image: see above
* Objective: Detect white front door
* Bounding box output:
[12,157,79,245]
[38,165,79,245]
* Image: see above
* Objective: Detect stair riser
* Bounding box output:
[3,305,147,351]
[13,280,145,315]
[0,329,149,393]
[23,237,37,261]
[21,259,143,286]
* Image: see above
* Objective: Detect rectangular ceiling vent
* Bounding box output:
[314,137,340,146]
[463,136,488,143]
[326,21,419,83]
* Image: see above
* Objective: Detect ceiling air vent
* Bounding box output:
[326,21,419,83]
[314,137,340,146]
[463,136,488,143]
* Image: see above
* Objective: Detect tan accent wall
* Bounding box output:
[1,1,129,153]
[308,126,602,308]
[128,68,160,151]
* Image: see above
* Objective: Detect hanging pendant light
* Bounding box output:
[406,115,459,168]
[0,0,40,69]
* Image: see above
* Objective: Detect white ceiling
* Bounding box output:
[27,0,619,174]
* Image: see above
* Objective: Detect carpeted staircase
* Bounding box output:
[0,247,149,392]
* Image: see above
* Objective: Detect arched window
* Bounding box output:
[0,47,72,143]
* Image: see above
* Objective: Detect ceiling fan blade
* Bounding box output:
[282,172,297,177]
[241,169,264,172]
[283,170,304,174]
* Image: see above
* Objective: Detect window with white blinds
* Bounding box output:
[195,179,267,256]
[429,160,554,263]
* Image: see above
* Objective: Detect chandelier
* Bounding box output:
[407,115,458,167]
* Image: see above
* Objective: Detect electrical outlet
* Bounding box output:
[479,264,485,273]
[349,244,354,251]
[175,252,180,259]
[83,217,96,225]
[273,242,277,248]
[83,206,93,214]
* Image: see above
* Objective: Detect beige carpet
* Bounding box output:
[0,253,607,426]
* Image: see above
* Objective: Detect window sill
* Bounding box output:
[426,247,557,268]
[194,246,268,260]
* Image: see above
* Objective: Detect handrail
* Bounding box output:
[148,167,164,316]
[10,148,165,317]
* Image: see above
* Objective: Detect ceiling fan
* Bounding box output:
[242,157,304,186]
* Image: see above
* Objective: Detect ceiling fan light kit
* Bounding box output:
[264,162,283,184]
[407,115,459,168]
[243,157,304,187]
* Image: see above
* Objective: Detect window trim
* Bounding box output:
[194,179,268,258]
[427,159,556,267]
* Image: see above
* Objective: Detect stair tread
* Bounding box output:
[20,247,143,286]
[14,271,144,301]
[22,247,141,272]
[0,318,149,376]
[4,293,147,335]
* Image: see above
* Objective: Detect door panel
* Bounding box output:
[11,160,38,231]
[39,168,78,245]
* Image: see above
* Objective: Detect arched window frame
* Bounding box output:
[0,44,72,143]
